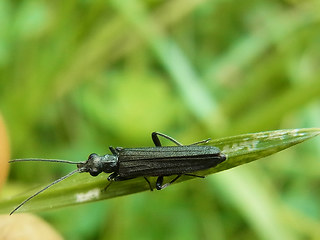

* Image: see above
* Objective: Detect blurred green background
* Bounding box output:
[1,0,320,239]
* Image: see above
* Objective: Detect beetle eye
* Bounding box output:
[88,153,97,160]
[90,170,99,176]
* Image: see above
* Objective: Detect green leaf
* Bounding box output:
[1,128,319,214]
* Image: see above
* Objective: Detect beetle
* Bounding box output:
[9,132,226,214]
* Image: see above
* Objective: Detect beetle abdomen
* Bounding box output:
[118,146,226,178]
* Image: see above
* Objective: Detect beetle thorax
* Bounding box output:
[77,153,118,176]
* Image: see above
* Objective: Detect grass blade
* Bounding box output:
[0,128,319,214]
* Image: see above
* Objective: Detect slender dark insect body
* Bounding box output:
[9,132,226,214]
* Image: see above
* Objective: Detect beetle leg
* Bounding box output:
[103,172,118,191]
[104,174,136,191]
[156,175,182,190]
[113,176,136,181]
[188,138,211,146]
[105,175,152,191]
[109,146,118,154]
[144,177,153,191]
[107,172,118,181]
[184,173,205,178]
[152,132,210,146]
[152,132,183,147]
[103,181,113,191]
[156,176,164,189]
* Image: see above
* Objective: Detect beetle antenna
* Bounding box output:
[10,169,80,215]
[9,158,83,164]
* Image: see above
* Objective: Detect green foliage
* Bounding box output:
[1,0,320,239]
